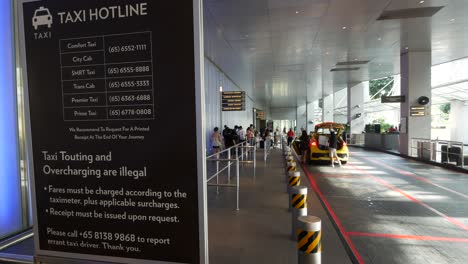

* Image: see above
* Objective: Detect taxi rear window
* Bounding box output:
[316,128,331,135]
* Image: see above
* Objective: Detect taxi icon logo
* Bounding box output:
[32,6,52,30]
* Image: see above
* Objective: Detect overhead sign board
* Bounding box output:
[410,106,426,116]
[256,111,266,120]
[222,91,245,111]
[381,95,405,103]
[19,0,206,263]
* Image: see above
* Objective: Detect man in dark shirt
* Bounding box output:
[329,128,342,167]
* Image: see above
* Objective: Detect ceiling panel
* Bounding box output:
[205,0,468,109]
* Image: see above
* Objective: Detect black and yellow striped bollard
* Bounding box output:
[287,161,296,172]
[288,171,300,210]
[290,186,307,239]
[286,162,296,190]
[297,216,321,264]
[284,156,294,176]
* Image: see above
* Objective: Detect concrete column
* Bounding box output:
[323,94,334,122]
[449,100,465,142]
[306,102,315,133]
[464,105,468,145]
[399,51,432,155]
[334,90,347,124]
[297,103,307,133]
[347,82,367,134]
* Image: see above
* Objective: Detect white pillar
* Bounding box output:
[306,102,315,133]
[323,94,334,122]
[297,103,307,133]
[347,82,367,134]
[399,51,432,155]
[464,105,468,145]
[449,100,465,142]
[333,90,347,124]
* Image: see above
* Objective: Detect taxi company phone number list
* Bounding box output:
[60,32,155,121]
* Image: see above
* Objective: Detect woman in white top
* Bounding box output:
[211,127,223,154]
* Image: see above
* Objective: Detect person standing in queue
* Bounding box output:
[238,126,246,143]
[287,128,295,146]
[211,127,223,154]
[246,127,254,146]
[264,129,272,149]
[329,127,342,167]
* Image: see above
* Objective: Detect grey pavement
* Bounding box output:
[302,147,468,264]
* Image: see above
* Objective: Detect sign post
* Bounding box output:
[19,0,207,263]
[221,91,245,111]
[381,95,405,103]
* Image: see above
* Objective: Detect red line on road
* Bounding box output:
[361,157,468,200]
[349,163,468,231]
[300,163,365,264]
[347,232,468,242]
[318,174,369,179]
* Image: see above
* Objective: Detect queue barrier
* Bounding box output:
[206,141,257,210]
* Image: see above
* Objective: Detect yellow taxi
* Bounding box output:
[308,122,349,164]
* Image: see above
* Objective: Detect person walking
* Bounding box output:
[274,128,280,148]
[211,127,223,154]
[329,127,342,167]
[287,128,295,146]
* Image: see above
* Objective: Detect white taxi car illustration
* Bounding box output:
[32,7,52,30]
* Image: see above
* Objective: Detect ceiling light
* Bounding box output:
[378,37,382,41]
[419,0,425,4]
[354,58,358,61]
[405,46,409,50]
[295,11,299,14]
[450,18,456,22]
[325,52,330,55]
[219,86,223,92]
[342,26,347,30]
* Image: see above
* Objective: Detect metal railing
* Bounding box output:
[411,138,467,167]
[349,134,365,145]
[206,141,257,210]
[0,230,34,264]
[263,138,274,161]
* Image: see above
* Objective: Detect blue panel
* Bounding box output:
[0,0,22,238]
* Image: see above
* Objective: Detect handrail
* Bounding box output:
[205,141,257,210]
[411,138,466,167]
[264,138,273,161]
[206,141,246,159]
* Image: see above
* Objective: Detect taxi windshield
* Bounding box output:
[35,10,49,16]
